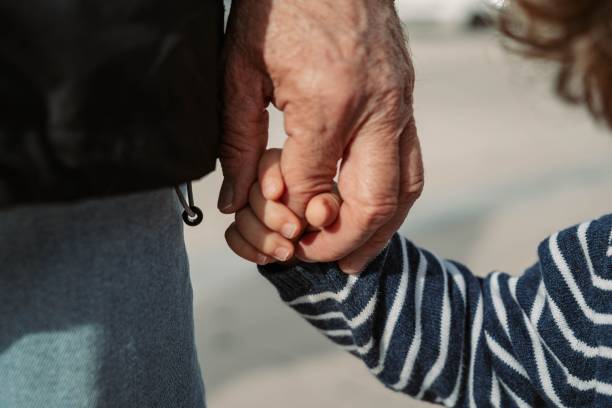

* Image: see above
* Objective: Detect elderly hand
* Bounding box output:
[219,0,423,273]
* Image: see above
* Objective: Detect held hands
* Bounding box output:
[225,149,342,266]
[220,0,423,273]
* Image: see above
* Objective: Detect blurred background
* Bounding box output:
[187,1,612,407]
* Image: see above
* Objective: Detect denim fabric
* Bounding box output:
[0,189,205,408]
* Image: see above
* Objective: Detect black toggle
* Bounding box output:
[182,206,204,226]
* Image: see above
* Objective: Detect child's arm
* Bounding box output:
[258,236,538,407]
[227,150,611,407]
[259,225,610,407]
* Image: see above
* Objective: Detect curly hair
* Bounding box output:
[499,0,612,127]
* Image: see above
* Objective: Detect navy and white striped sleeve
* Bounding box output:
[259,214,612,407]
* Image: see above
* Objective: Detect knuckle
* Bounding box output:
[262,234,285,255]
[258,234,272,252]
[267,208,289,231]
[354,200,397,230]
[380,87,404,106]
[364,88,413,137]
[288,174,333,196]
[378,88,410,118]
[218,140,244,167]
[408,177,425,200]
[219,137,263,171]
[400,169,425,204]
[400,178,424,204]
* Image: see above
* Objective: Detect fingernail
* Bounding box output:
[257,254,270,265]
[218,180,234,212]
[274,247,291,262]
[281,223,297,239]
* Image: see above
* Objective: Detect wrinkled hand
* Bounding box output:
[219,0,424,273]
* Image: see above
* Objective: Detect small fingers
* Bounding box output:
[305,189,342,229]
[295,127,401,263]
[258,148,284,200]
[249,182,303,239]
[235,207,295,262]
[225,223,271,265]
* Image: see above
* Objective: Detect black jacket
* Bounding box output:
[0,0,224,208]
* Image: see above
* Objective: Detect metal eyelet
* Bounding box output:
[182,206,203,226]
[175,183,203,227]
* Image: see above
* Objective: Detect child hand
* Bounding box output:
[225,149,341,265]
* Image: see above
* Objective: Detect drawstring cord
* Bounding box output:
[175,182,203,227]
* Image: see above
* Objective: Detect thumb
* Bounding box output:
[280,133,341,218]
[218,58,271,214]
[305,187,341,229]
[275,66,354,218]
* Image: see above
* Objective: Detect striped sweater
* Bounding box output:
[259,214,612,407]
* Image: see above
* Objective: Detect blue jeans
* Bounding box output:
[0,189,205,407]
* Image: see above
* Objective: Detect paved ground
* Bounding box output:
[184,27,612,407]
